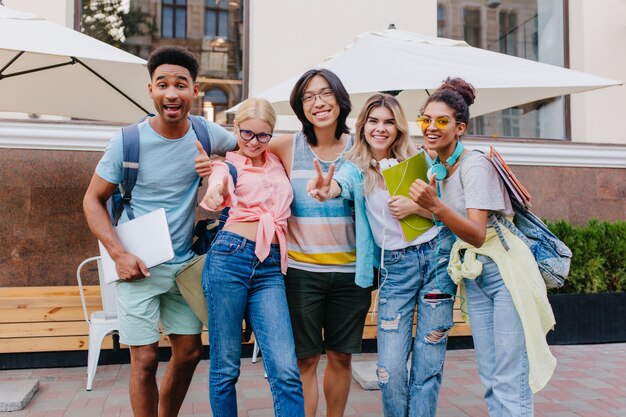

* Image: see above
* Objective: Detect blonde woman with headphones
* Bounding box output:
[308,93,457,417]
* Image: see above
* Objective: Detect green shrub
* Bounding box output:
[546,220,626,294]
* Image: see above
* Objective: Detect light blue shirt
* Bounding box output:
[96,118,236,263]
[334,160,380,288]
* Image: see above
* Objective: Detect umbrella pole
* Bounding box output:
[0,54,77,80]
[0,50,25,75]
[74,58,151,115]
[0,51,151,116]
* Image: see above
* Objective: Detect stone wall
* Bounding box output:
[0,148,624,287]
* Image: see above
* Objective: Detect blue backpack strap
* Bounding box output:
[217,162,238,225]
[117,124,140,222]
[189,115,211,156]
[226,161,238,185]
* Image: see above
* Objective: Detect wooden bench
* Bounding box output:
[0,286,470,354]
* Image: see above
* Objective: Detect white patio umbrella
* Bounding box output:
[241,28,621,120]
[0,5,154,124]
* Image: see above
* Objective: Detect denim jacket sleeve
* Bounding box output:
[334,161,378,288]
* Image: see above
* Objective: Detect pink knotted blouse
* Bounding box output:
[200,151,293,274]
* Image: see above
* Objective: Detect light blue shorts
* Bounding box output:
[116,260,203,346]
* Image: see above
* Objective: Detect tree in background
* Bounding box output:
[82,0,154,50]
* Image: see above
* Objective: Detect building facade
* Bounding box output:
[0,0,624,288]
[125,0,245,124]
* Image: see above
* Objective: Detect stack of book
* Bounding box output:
[488,146,532,209]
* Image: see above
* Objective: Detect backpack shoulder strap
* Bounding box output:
[225,161,238,186]
[189,115,211,156]
[217,161,239,224]
[117,123,140,222]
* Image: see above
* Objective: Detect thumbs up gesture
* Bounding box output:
[409,175,439,213]
[195,140,212,177]
[202,174,229,211]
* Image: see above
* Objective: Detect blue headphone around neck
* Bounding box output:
[427,141,465,181]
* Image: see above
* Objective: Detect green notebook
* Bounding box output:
[381,152,434,241]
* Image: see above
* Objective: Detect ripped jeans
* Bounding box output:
[377,227,456,417]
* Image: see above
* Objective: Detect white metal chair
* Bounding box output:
[252,339,260,363]
[76,256,120,391]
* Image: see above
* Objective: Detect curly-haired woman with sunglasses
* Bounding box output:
[409,78,556,416]
[200,97,304,417]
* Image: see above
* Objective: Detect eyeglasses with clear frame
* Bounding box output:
[238,128,273,143]
[416,115,460,130]
[302,88,335,106]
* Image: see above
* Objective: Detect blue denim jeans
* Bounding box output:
[465,254,533,417]
[376,227,457,417]
[202,231,304,417]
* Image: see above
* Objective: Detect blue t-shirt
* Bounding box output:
[96,118,236,264]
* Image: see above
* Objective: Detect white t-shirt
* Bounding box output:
[439,151,514,222]
[364,186,438,251]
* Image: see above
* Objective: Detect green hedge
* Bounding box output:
[546,220,626,294]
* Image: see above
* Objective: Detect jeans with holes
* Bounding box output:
[202,231,304,417]
[465,254,533,417]
[376,227,456,417]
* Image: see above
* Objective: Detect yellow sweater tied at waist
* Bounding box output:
[448,226,556,393]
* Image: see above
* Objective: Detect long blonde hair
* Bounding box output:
[234,97,277,130]
[345,93,415,194]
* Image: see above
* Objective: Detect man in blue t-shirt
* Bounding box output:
[83,46,236,417]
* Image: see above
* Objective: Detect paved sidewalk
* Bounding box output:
[1,343,625,416]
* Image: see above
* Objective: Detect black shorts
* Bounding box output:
[285,268,373,358]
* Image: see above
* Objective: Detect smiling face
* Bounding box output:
[364,106,398,160]
[421,101,466,159]
[301,75,340,129]
[148,64,198,126]
[235,118,273,166]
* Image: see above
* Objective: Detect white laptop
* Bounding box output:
[98,208,175,284]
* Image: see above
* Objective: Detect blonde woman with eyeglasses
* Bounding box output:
[200,97,304,417]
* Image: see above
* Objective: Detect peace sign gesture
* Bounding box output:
[306,158,337,202]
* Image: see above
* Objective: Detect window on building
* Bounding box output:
[162,0,187,39]
[498,10,518,56]
[204,88,229,123]
[464,8,482,48]
[437,5,446,38]
[438,0,566,140]
[205,0,229,39]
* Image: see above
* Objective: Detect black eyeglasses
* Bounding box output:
[302,88,335,105]
[238,128,273,143]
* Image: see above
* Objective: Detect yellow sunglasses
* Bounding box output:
[416,115,456,130]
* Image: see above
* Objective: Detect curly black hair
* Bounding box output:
[147,46,199,81]
[422,77,476,124]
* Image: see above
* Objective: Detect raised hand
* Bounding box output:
[306,158,335,202]
[202,174,229,211]
[195,140,212,177]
